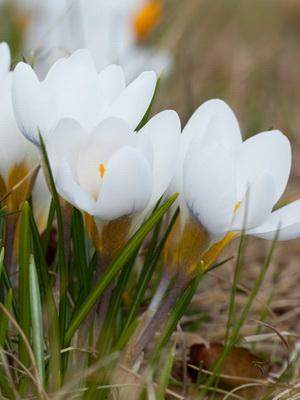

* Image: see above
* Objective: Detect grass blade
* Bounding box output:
[29,254,46,389]
[156,343,176,400]
[29,208,61,391]
[39,132,68,348]
[0,288,13,347]
[135,72,163,131]
[18,202,31,395]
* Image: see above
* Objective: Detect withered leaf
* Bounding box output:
[189,342,269,389]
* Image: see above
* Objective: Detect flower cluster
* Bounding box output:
[6,43,300,274]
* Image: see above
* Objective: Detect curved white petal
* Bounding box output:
[47,118,87,181]
[12,62,54,144]
[0,42,10,78]
[183,142,237,237]
[247,200,300,240]
[67,49,97,75]
[104,70,156,129]
[0,73,39,173]
[77,117,135,199]
[181,99,242,161]
[232,170,276,231]
[43,58,104,131]
[137,110,181,207]
[54,158,96,214]
[234,130,291,203]
[32,169,51,233]
[97,64,126,105]
[95,146,152,220]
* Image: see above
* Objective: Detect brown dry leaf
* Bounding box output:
[189,342,269,391]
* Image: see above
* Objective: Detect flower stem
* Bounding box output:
[122,274,189,367]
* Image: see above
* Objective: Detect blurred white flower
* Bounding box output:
[12,49,157,146]
[22,0,171,81]
[165,99,300,274]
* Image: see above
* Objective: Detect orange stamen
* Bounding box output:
[133,0,162,41]
[234,201,241,213]
[99,163,106,178]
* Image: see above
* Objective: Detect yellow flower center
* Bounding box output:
[132,0,162,41]
[99,163,106,179]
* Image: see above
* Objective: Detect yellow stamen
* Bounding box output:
[133,0,162,41]
[234,201,241,213]
[99,163,106,179]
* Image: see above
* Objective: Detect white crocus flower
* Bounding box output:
[165,99,300,275]
[12,49,157,147]
[0,42,39,213]
[46,111,180,259]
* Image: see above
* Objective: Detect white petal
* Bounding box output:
[137,110,181,207]
[0,42,10,77]
[54,158,96,214]
[183,142,237,237]
[234,130,291,203]
[47,118,87,181]
[104,70,156,129]
[97,64,126,105]
[77,117,135,199]
[67,49,97,75]
[32,169,51,233]
[181,99,242,161]
[12,62,53,144]
[232,170,276,231]
[0,73,39,173]
[247,200,300,240]
[43,58,104,131]
[96,146,152,220]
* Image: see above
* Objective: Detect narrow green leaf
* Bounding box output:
[18,202,31,394]
[39,132,67,348]
[0,369,15,400]
[1,261,18,320]
[135,72,163,131]
[0,247,4,280]
[95,253,137,358]
[0,247,4,305]
[42,199,55,253]
[65,193,178,346]
[71,208,88,298]
[225,234,246,344]
[29,208,61,391]
[29,255,46,389]
[112,319,139,352]
[0,289,12,347]
[156,343,176,400]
